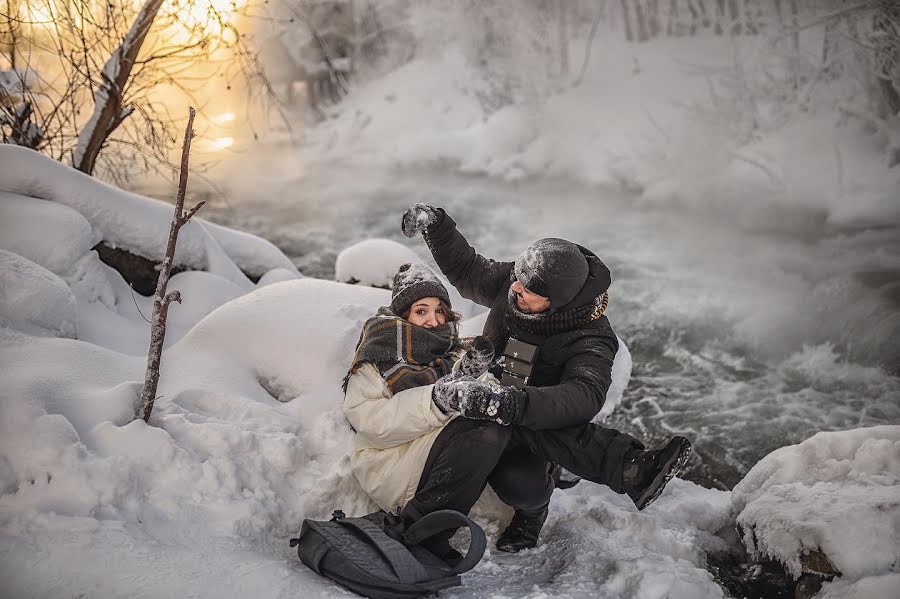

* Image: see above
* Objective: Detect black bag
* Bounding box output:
[290,509,487,599]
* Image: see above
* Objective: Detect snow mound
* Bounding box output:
[0,250,77,338]
[334,238,419,287]
[0,146,298,283]
[0,192,100,274]
[733,425,900,583]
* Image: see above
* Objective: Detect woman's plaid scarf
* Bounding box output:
[343,307,462,394]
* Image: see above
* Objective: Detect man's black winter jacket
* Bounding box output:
[424,209,619,431]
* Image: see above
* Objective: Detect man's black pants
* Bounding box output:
[400,417,644,524]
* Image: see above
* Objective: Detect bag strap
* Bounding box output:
[403,510,487,575]
[336,518,430,584]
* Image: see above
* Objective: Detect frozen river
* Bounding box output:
[193,164,900,488]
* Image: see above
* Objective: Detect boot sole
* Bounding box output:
[635,437,692,510]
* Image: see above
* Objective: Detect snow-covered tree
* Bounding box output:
[0,0,271,180]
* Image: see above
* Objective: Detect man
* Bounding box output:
[399,203,692,553]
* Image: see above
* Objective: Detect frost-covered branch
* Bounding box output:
[73,0,165,175]
[137,107,203,424]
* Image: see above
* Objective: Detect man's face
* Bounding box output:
[511,280,551,314]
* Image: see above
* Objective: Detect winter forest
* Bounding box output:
[1,0,899,597]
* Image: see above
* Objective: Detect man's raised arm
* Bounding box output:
[402,204,512,308]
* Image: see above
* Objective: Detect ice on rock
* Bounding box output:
[733,426,900,583]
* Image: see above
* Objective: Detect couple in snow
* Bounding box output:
[342,204,692,561]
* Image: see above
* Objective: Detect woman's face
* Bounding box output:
[406,297,448,328]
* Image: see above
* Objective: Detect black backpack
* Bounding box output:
[290,509,487,599]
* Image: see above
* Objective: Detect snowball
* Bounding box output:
[733,426,900,581]
[0,249,77,338]
[334,238,419,287]
[0,192,100,274]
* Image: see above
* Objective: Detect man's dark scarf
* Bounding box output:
[343,307,462,394]
[505,289,609,338]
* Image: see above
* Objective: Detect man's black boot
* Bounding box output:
[622,436,692,510]
[496,507,548,553]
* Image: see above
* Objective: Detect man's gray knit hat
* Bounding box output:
[390,263,452,316]
[514,238,589,309]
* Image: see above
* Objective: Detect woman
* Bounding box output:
[342,263,493,516]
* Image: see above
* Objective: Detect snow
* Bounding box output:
[0,250,77,339]
[0,269,666,599]
[334,237,419,286]
[0,68,38,95]
[335,238,481,318]
[733,426,900,586]
[0,146,298,283]
[0,192,100,274]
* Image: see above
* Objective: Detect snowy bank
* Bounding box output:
[733,425,900,595]
[0,273,641,597]
[0,146,303,354]
[0,146,297,283]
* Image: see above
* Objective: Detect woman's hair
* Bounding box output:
[402,299,460,323]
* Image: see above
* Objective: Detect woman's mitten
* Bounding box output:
[432,375,472,414]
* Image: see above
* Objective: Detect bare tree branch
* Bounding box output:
[136,107,198,424]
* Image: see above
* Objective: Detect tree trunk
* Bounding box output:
[73,0,164,175]
[714,0,726,35]
[557,0,569,78]
[823,15,842,75]
[636,1,651,42]
[137,107,205,423]
[622,0,635,41]
[648,0,662,38]
[789,0,800,54]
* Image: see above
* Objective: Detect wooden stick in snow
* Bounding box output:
[137,107,205,423]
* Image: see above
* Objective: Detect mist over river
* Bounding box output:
[175,163,900,488]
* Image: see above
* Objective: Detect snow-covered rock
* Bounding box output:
[334,238,483,318]
[0,250,77,338]
[0,146,298,284]
[334,238,419,287]
[733,426,900,591]
[0,146,308,354]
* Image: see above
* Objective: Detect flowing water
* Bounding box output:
[191,163,900,488]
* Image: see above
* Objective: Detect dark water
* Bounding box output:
[183,164,900,489]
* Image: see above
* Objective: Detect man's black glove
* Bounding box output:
[401,203,438,238]
[458,336,494,379]
[456,381,525,426]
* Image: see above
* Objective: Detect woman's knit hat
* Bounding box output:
[390,263,452,316]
